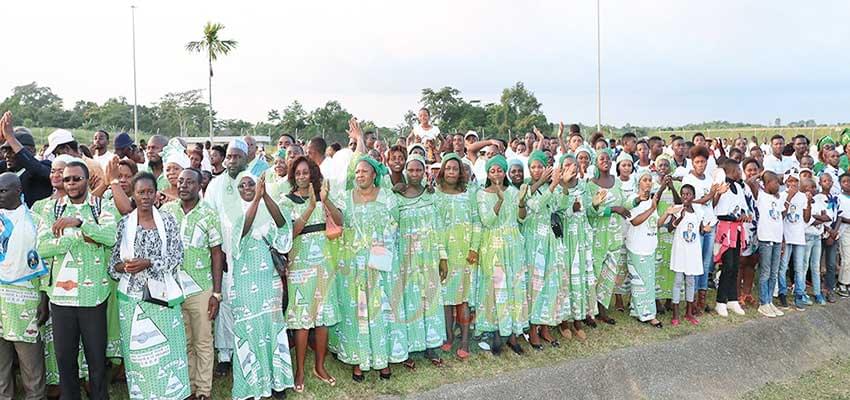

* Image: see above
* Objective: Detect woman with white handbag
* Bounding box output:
[108,172,189,400]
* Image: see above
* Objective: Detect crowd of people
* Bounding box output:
[1,106,850,400]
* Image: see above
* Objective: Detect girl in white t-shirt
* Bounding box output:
[669,184,705,326]
[816,173,840,302]
[625,173,679,328]
[780,173,812,311]
[803,178,829,305]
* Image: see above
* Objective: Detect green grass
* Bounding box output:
[649,125,850,142]
[743,357,850,400]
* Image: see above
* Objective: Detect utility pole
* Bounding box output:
[131,5,139,140]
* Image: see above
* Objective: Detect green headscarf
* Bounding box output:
[275,148,287,159]
[405,154,426,170]
[441,152,462,168]
[558,153,576,167]
[486,154,508,174]
[841,128,850,146]
[528,150,549,168]
[356,155,388,187]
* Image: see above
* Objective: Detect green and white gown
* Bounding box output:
[523,187,568,326]
[228,207,294,399]
[474,187,529,336]
[625,196,661,321]
[653,181,680,300]
[109,212,190,400]
[280,195,340,330]
[396,190,447,352]
[434,188,481,307]
[265,170,291,205]
[31,197,64,385]
[332,188,408,370]
[561,180,596,320]
[587,180,629,310]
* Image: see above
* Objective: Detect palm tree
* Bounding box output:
[186,22,238,140]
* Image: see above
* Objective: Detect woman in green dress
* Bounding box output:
[557,154,596,341]
[266,148,291,204]
[109,172,190,400]
[523,151,567,349]
[434,153,480,359]
[332,156,406,381]
[475,155,528,355]
[587,150,631,326]
[280,156,342,392]
[228,172,293,399]
[508,159,525,189]
[393,154,447,367]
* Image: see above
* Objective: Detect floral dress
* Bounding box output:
[523,187,569,326]
[434,188,481,306]
[561,180,596,320]
[474,187,528,336]
[587,179,629,310]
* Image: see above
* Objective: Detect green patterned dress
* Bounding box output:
[561,180,596,320]
[280,195,340,330]
[31,197,64,385]
[228,210,294,399]
[654,181,680,300]
[434,188,481,306]
[474,187,528,336]
[586,180,628,310]
[109,213,190,400]
[331,188,408,371]
[396,190,447,352]
[523,188,568,326]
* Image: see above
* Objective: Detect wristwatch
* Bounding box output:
[211,292,222,301]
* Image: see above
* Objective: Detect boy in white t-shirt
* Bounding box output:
[802,178,829,305]
[836,173,850,297]
[668,184,705,326]
[746,171,789,318]
[816,173,840,302]
[779,172,811,311]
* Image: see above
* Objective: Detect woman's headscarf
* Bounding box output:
[229,171,291,260]
[357,155,388,187]
[162,138,190,169]
[528,150,549,168]
[573,144,596,165]
[486,154,508,174]
[615,151,634,177]
[275,148,287,160]
[654,153,673,169]
[441,152,462,168]
[558,153,576,167]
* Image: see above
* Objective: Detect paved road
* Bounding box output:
[398,301,850,400]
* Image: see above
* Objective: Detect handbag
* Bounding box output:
[550,212,564,239]
[324,206,342,240]
[262,237,289,313]
[143,273,185,308]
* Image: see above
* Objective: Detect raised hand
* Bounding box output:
[495,183,505,201]
[533,126,544,140]
[518,183,529,203]
[538,167,553,185]
[558,121,565,138]
[320,180,330,202]
[562,164,577,184]
[592,189,608,207]
[308,182,317,208]
[255,174,267,201]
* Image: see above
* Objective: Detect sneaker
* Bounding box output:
[778,294,790,309]
[794,296,807,311]
[769,303,785,317]
[838,286,850,297]
[758,304,776,318]
[728,301,746,315]
[715,302,729,317]
[827,292,837,303]
[804,295,814,306]
[815,294,827,305]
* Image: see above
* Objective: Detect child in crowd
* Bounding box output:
[802,178,828,305]
[780,172,811,310]
[747,171,786,318]
[713,159,748,316]
[817,173,840,302]
[669,184,704,325]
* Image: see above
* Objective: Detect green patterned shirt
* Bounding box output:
[37,195,117,307]
[0,279,42,343]
[161,200,223,296]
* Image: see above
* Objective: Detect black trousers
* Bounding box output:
[51,301,109,400]
[717,235,742,303]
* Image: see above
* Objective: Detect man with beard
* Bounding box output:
[0,112,51,207]
[161,169,224,400]
[37,161,117,400]
[203,139,249,377]
[0,173,50,400]
[244,136,270,177]
[90,130,113,169]
[141,135,170,190]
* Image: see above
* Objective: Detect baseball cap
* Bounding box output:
[44,129,75,156]
[114,132,134,150]
[0,131,36,149]
[464,130,479,140]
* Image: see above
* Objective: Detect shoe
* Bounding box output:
[574,329,587,341]
[728,301,746,315]
[530,342,544,351]
[838,287,850,297]
[778,294,790,309]
[508,342,525,355]
[794,296,807,311]
[826,292,836,303]
[684,315,700,325]
[715,302,729,317]
[352,372,365,383]
[769,303,784,317]
[477,341,491,351]
[804,295,814,306]
[757,304,776,318]
[379,371,392,380]
[214,361,232,377]
[671,318,680,327]
[272,390,286,399]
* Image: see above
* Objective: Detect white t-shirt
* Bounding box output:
[781,191,808,245]
[670,207,705,275]
[714,182,748,219]
[822,165,843,196]
[626,197,659,255]
[756,190,784,243]
[682,173,717,225]
[671,158,691,179]
[413,124,440,141]
[763,154,796,175]
[806,194,826,236]
[94,150,115,169]
[838,193,850,235]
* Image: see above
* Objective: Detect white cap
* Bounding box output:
[44,129,75,156]
[464,130,479,140]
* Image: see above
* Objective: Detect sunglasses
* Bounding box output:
[63,176,85,183]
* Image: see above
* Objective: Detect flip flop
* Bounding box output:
[402,359,416,370]
[440,343,452,352]
[313,369,337,387]
[456,349,470,360]
[430,358,447,368]
[293,383,305,393]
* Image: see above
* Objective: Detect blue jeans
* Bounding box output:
[696,227,716,290]
[758,241,782,305]
[801,234,822,297]
[779,243,805,296]
[823,239,838,293]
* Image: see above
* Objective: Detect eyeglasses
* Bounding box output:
[238,182,256,189]
[63,176,85,183]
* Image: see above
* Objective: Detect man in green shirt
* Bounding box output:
[0,173,48,400]
[161,168,224,400]
[37,161,117,400]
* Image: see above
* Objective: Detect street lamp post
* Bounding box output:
[131,5,139,140]
[596,0,602,133]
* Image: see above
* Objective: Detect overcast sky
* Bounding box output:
[2,0,848,128]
